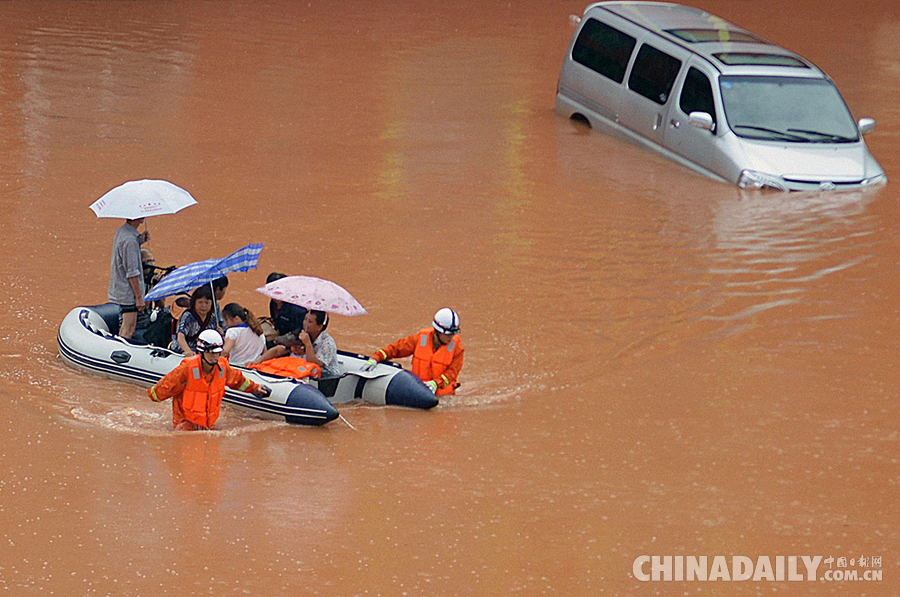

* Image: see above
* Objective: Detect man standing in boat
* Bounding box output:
[108,217,148,338]
[364,308,464,396]
[148,330,271,430]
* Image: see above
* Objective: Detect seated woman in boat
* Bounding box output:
[253,309,340,377]
[221,302,266,366]
[169,285,219,357]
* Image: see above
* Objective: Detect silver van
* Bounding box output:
[556,2,887,191]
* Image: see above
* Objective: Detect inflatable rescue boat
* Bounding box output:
[57,305,437,426]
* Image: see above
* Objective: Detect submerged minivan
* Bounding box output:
[556,2,887,191]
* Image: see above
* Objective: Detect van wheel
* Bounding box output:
[570,114,591,129]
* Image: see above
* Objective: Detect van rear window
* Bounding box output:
[714,53,809,67]
[666,28,764,44]
[572,19,637,84]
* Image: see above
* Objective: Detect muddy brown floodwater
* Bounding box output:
[0,0,897,595]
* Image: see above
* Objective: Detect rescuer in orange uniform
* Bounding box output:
[148,329,271,430]
[364,308,464,396]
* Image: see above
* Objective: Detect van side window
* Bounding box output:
[679,67,716,126]
[628,44,682,105]
[572,19,637,84]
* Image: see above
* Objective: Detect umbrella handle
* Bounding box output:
[210,281,219,329]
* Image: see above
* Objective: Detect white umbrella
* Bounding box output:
[256,275,367,317]
[90,179,197,220]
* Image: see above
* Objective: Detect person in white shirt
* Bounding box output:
[221,303,266,367]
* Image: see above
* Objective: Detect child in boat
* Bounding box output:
[221,302,266,366]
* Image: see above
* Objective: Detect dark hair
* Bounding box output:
[309,309,328,330]
[188,285,214,330]
[212,276,229,291]
[266,271,286,284]
[222,302,243,320]
[190,284,213,305]
[222,302,264,336]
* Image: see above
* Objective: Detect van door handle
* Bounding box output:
[669,119,680,129]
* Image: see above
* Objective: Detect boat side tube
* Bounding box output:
[326,351,439,410]
[285,384,339,425]
[384,370,439,409]
[226,368,340,426]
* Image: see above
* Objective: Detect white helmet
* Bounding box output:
[433,308,460,335]
[196,329,224,353]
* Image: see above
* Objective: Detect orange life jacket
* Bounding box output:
[182,355,227,429]
[247,356,322,380]
[412,327,462,396]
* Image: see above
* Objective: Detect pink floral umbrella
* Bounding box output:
[256,275,367,317]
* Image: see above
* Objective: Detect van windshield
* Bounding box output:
[720,76,859,143]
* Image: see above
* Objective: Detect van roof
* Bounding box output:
[585,1,823,77]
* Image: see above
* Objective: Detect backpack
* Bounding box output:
[144,308,175,348]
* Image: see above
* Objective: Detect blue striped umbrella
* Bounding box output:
[144,243,264,301]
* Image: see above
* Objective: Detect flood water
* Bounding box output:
[1,0,898,595]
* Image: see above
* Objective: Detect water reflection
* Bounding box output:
[156,433,226,503]
[2,15,196,189]
[550,117,885,372]
[707,189,879,324]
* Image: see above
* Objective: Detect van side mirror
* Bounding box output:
[858,118,876,135]
[688,112,715,133]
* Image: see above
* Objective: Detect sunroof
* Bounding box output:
[713,52,809,67]
[666,28,764,43]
